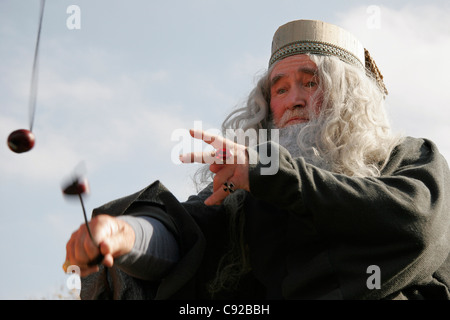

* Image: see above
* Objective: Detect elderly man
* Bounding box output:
[65,20,450,300]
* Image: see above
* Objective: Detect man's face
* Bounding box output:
[269,55,323,128]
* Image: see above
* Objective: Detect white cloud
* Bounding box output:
[0,66,191,185]
[336,4,450,160]
[39,74,115,107]
[230,52,268,81]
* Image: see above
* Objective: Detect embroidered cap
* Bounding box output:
[270,20,387,95]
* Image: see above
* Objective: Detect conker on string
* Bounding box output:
[61,174,102,266]
[7,129,35,153]
[62,177,89,196]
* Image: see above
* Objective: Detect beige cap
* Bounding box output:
[269,20,387,94]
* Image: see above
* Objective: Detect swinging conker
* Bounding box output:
[7,129,35,153]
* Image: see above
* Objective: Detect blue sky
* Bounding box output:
[1,0,449,299]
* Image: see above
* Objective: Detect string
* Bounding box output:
[29,0,45,132]
[79,188,104,266]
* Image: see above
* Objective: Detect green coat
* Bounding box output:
[81,137,450,299]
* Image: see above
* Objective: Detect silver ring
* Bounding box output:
[224,181,235,193]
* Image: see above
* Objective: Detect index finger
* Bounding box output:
[189,129,228,150]
[179,150,217,164]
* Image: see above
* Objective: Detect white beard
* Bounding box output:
[269,121,307,158]
[269,121,329,170]
[277,122,308,158]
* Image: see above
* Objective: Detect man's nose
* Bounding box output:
[286,86,307,110]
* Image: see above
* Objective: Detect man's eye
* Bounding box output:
[277,88,287,94]
[305,81,317,88]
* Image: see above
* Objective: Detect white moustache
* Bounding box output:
[277,108,309,128]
